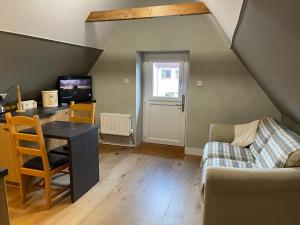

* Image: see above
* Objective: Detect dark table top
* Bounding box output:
[23,121,98,141]
[0,106,68,123]
[0,168,8,178]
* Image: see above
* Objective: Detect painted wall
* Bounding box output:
[90,14,280,152]
[232,0,300,129]
[0,31,102,104]
[281,115,300,136]
[0,0,137,49]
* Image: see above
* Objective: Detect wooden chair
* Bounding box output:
[69,101,96,124]
[5,113,69,209]
[51,101,96,156]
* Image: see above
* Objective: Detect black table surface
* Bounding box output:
[23,121,98,141]
[0,168,8,178]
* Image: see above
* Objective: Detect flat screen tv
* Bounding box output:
[57,75,93,104]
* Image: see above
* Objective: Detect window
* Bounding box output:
[153,62,180,98]
[161,70,171,79]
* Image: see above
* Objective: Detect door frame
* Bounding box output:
[142,52,189,146]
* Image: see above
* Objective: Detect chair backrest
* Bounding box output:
[69,101,96,124]
[5,113,50,171]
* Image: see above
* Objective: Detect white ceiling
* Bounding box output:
[202,0,244,41]
[0,0,243,49]
[0,0,137,49]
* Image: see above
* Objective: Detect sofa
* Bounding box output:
[201,117,300,225]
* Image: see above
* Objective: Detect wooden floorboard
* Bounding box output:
[131,142,185,159]
[6,143,202,225]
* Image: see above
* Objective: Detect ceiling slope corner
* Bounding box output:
[0,0,137,49]
[202,0,244,42]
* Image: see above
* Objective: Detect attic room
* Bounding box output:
[0,0,299,225]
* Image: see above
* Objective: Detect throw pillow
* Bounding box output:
[231,120,260,147]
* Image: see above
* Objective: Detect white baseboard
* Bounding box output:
[99,139,135,148]
[185,147,203,156]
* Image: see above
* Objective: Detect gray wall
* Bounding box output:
[232,0,300,128]
[0,31,102,104]
[90,14,280,150]
[281,115,300,136]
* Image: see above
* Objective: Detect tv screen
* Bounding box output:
[58,76,92,104]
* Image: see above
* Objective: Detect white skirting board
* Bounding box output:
[185,147,203,156]
[98,139,135,148]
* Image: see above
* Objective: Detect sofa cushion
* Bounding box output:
[231,120,259,147]
[286,150,300,167]
[282,126,300,167]
[249,117,278,158]
[256,126,300,168]
[200,158,257,192]
[202,142,255,165]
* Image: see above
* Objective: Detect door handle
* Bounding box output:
[176,95,185,112]
[181,95,185,112]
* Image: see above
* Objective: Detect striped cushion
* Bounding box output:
[200,158,257,191]
[202,142,255,164]
[249,117,278,158]
[256,125,300,168]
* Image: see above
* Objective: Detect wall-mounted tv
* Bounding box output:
[57,75,93,104]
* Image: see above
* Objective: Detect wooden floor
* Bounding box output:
[6,144,202,225]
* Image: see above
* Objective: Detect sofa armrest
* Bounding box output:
[203,167,300,225]
[209,124,235,143]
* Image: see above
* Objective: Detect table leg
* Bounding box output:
[68,129,99,202]
[0,178,10,225]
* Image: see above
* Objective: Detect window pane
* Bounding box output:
[153,63,180,98]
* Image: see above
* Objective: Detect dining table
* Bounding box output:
[23,121,100,202]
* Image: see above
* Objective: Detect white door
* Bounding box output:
[143,53,188,146]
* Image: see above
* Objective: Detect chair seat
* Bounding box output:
[23,153,69,171]
[49,145,69,156]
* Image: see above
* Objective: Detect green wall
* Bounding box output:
[90,15,280,152]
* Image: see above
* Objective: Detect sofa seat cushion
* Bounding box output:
[249,117,278,158]
[200,158,257,192]
[256,126,300,169]
[202,142,255,165]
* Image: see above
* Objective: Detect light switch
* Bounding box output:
[196,80,203,87]
[123,78,130,84]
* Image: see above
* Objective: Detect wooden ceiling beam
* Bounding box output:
[86,2,210,22]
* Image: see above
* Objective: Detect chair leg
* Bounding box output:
[44,176,52,209]
[19,174,26,204]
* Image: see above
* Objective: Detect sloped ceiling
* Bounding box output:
[232,0,300,125]
[0,31,102,103]
[0,0,198,49]
[0,0,137,49]
[202,0,243,41]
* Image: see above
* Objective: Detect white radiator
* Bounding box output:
[100,113,133,136]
